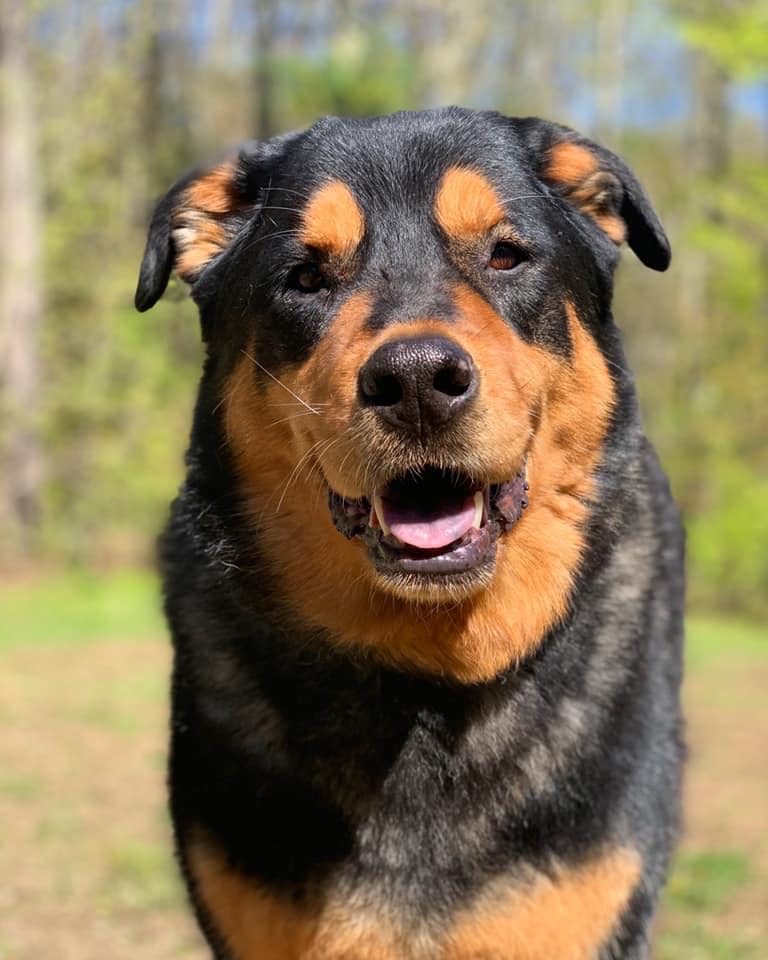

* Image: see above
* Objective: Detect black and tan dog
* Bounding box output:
[136,108,684,959]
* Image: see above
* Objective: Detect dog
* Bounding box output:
[135,108,684,959]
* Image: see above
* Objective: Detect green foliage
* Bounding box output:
[273,30,419,122]
[678,0,768,78]
[677,167,768,619]
[688,466,768,618]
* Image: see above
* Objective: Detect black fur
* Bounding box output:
[138,108,684,959]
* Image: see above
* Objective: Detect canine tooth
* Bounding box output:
[373,493,391,536]
[472,491,484,529]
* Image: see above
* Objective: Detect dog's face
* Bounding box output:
[137,109,669,680]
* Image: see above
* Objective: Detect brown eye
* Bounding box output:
[289,262,326,293]
[489,241,521,271]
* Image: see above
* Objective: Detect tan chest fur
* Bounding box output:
[188,837,640,960]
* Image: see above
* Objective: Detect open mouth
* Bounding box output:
[329,466,528,582]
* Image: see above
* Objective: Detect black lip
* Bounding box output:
[369,520,498,576]
[328,469,528,580]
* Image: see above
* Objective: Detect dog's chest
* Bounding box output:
[188,824,639,960]
[184,676,640,959]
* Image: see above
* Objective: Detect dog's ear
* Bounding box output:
[516,118,670,271]
[135,137,292,312]
[135,152,252,312]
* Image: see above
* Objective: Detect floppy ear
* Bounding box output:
[517,118,671,271]
[135,154,251,311]
[135,136,293,312]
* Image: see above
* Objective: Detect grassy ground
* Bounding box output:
[0,572,765,959]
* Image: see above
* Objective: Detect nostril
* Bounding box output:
[360,371,403,408]
[433,358,473,397]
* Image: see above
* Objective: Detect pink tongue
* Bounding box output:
[380,494,477,549]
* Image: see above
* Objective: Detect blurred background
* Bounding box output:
[0,1,765,958]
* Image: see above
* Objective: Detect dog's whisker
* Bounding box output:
[273,440,325,515]
[499,193,558,205]
[274,435,339,514]
[257,204,305,216]
[241,349,321,415]
[296,436,339,491]
[266,401,331,408]
[264,411,320,430]
[238,229,301,256]
[262,185,312,201]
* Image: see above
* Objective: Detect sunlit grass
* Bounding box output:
[685,617,767,666]
[0,568,164,651]
[658,850,758,960]
[101,839,184,912]
[667,849,751,912]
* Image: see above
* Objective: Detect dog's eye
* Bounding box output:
[489,241,522,271]
[288,263,326,293]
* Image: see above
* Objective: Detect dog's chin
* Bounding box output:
[371,562,497,604]
[328,465,529,605]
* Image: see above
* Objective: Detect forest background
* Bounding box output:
[1,2,767,959]
[1,0,767,620]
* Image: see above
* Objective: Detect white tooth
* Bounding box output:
[373,493,391,536]
[472,490,484,529]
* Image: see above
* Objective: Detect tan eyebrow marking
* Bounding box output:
[300,180,365,256]
[434,166,505,239]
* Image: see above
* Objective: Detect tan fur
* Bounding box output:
[545,143,628,248]
[593,211,627,245]
[187,161,241,213]
[300,181,365,256]
[188,837,400,960]
[223,282,615,682]
[443,848,642,959]
[188,834,639,959]
[172,160,252,282]
[567,171,627,245]
[434,167,505,239]
[545,142,599,188]
[175,216,228,279]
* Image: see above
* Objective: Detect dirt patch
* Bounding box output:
[660,655,768,950]
[682,658,768,869]
[0,640,207,960]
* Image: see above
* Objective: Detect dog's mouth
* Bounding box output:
[329,465,528,584]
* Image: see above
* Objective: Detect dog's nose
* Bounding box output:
[358,336,477,435]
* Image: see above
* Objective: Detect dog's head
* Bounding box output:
[137,109,669,681]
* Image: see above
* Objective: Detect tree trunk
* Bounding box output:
[0,2,44,554]
[253,0,279,138]
[593,0,627,147]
